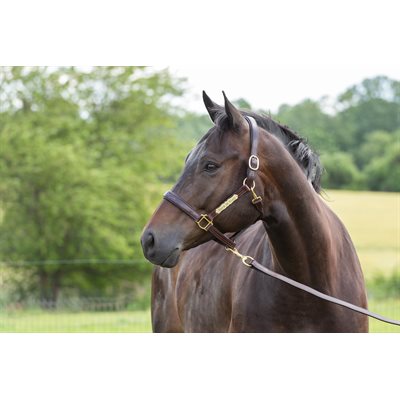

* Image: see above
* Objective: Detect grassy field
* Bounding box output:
[0,310,152,333]
[368,299,400,333]
[323,190,399,280]
[0,190,398,333]
[0,300,398,332]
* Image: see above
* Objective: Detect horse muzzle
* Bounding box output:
[141,227,182,268]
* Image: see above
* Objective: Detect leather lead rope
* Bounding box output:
[250,259,400,326]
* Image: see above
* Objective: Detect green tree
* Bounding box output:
[335,76,400,152]
[321,152,364,189]
[0,67,188,304]
[234,98,252,110]
[175,111,211,141]
[356,130,399,168]
[364,143,400,192]
[0,131,134,302]
[275,99,337,153]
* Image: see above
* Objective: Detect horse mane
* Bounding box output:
[212,108,323,193]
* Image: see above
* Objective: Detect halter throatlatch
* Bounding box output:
[162,116,400,327]
[164,116,263,251]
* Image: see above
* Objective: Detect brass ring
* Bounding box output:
[243,178,255,190]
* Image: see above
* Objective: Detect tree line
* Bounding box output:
[264,76,399,191]
[0,67,190,305]
[0,68,398,305]
[180,75,399,191]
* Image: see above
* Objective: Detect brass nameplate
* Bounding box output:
[215,194,239,215]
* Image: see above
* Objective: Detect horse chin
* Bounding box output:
[159,247,181,268]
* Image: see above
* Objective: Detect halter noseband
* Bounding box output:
[163,116,263,254]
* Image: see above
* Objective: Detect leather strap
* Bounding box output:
[244,116,264,215]
[164,191,238,249]
[249,259,400,326]
[244,116,260,183]
[163,190,200,221]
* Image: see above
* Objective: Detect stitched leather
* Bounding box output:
[244,116,260,184]
[163,191,237,249]
[164,191,201,221]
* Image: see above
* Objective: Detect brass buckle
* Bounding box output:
[196,214,213,231]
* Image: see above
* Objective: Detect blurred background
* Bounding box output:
[0,66,398,332]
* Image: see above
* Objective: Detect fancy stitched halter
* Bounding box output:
[163,117,400,327]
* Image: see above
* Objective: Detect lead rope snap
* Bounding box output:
[243,177,263,205]
[225,247,254,267]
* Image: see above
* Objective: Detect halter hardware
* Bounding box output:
[251,190,262,205]
[226,247,254,267]
[248,155,260,171]
[215,194,239,215]
[242,177,255,190]
[243,178,262,205]
[196,214,213,231]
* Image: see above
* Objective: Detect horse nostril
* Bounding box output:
[146,232,155,249]
[142,230,155,254]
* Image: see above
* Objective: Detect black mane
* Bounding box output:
[213,108,323,193]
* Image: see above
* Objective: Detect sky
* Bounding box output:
[3,3,399,117]
[162,65,400,114]
[148,0,400,114]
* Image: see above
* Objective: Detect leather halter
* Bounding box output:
[163,117,400,327]
[164,116,263,252]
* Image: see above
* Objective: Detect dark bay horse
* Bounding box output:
[141,92,368,332]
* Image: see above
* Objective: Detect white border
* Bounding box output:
[0,334,399,400]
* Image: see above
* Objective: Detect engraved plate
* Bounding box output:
[215,194,239,214]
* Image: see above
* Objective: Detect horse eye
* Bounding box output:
[204,162,219,172]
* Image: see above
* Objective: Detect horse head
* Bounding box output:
[141,92,264,267]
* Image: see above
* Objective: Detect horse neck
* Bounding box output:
[258,133,334,289]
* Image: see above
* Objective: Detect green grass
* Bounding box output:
[323,190,399,280]
[0,310,152,333]
[367,299,400,333]
[0,301,398,332]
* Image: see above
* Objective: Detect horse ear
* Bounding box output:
[202,91,219,123]
[222,91,246,132]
